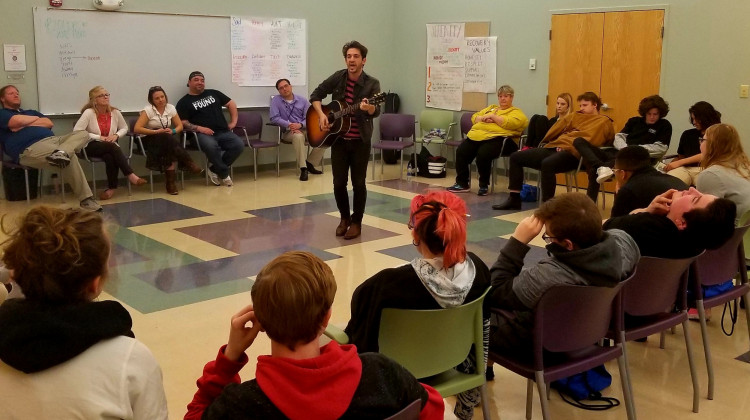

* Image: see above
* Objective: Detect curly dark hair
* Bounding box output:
[638,95,669,118]
[688,101,721,129]
[342,40,368,58]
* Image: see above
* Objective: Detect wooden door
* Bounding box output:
[547,13,605,117]
[599,10,664,132]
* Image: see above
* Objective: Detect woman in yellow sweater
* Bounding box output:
[447,85,528,196]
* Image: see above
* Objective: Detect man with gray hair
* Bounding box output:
[447,85,528,196]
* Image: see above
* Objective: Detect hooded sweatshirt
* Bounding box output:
[542,111,615,156]
[0,299,168,419]
[185,342,444,420]
[344,252,490,353]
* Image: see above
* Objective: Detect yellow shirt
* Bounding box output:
[467,105,528,141]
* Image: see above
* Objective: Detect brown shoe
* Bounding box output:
[98,188,115,200]
[165,170,178,195]
[344,222,361,240]
[185,160,204,175]
[335,218,351,236]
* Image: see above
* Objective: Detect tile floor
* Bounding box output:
[1,161,749,420]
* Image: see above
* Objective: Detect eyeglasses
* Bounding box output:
[699,137,706,144]
[542,233,557,244]
[96,93,110,98]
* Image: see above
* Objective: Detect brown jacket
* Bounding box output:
[542,111,614,157]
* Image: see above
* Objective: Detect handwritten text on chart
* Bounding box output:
[45,18,87,39]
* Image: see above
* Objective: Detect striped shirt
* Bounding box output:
[344,78,360,139]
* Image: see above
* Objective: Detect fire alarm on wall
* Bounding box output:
[49,0,62,7]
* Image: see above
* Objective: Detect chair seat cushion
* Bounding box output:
[248,141,278,149]
[373,141,414,151]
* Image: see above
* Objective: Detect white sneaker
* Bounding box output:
[596,166,615,184]
[222,176,233,187]
[79,197,103,212]
[206,168,220,186]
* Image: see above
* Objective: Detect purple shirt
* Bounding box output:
[269,93,310,130]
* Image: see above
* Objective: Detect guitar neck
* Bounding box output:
[332,102,360,120]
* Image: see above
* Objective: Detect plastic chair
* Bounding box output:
[371,113,416,180]
[182,130,212,185]
[612,255,701,413]
[326,290,493,420]
[384,399,421,420]
[417,109,456,156]
[689,223,750,400]
[128,117,185,193]
[489,282,636,420]
[233,111,277,180]
[0,142,64,203]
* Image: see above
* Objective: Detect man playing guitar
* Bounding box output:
[310,40,381,240]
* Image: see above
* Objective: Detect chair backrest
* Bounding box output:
[460,112,473,139]
[418,109,454,136]
[237,111,263,139]
[384,399,421,420]
[377,289,488,380]
[534,282,626,360]
[379,113,416,141]
[692,223,750,287]
[621,256,694,316]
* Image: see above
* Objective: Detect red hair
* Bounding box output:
[409,191,467,268]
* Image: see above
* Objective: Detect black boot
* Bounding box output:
[306,160,323,175]
[492,192,522,210]
[299,168,309,181]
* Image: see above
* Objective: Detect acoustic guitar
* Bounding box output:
[306,92,387,148]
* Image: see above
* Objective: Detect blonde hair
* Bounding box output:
[251,251,336,351]
[80,85,117,114]
[701,123,750,180]
[557,92,573,117]
[497,85,514,96]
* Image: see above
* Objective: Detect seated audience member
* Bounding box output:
[177,71,245,187]
[0,206,168,419]
[604,188,736,258]
[664,101,721,185]
[185,251,444,420]
[493,92,615,209]
[609,146,687,217]
[696,123,750,222]
[488,192,639,353]
[345,191,489,420]
[575,95,673,200]
[134,86,203,195]
[524,92,573,149]
[270,78,324,181]
[0,85,101,211]
[447,85,528,196]
[74,85,147,200]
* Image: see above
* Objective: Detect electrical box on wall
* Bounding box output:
[529,58,537,70]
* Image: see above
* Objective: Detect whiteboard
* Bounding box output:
[32,7,307,115]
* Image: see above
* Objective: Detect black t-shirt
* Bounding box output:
[610,167,688,217]
[176,89,231,132]
[621,116,673,147]
[603,212,702,259]
[676,128,702,165]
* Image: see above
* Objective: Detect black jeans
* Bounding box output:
[84,140,134,189]
[331,137,370,223]
[526,114,552,148]
[508,147,579,201]
[455,136,518,188]
[573,138,617,200]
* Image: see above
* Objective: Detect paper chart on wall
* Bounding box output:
[426,23,465,68]
[230,16,306,87]
[426,66,464,111]
[464,36,496,93]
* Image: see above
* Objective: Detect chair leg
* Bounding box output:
[743,292,750,353]
[479,383,493,420]
[149,171,154,193]
[525,379,533,420]
[660,331,666,349]
[682,319,700,413]
[91,164,97,194]
[399,150,404,181]
[60,171,66,202]
[535,372,550,420]
[253,149,258,181]
[617,354,637,420]
[696,300,714,400]
[24,169,30,204]
[371,148,376,180]
[276,147,280,177]
[620,332,635,404]
[491,158,496,193]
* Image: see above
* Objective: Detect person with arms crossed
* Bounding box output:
[184,251,444,420]
[0,85,101,211]
[270,78,325,181]
[310,40,381,240]
[447,85,528,196]
[176,71,244,187]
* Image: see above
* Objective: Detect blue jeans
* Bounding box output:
[196,130,245,179]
